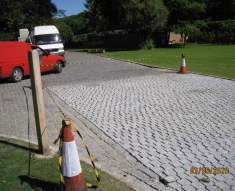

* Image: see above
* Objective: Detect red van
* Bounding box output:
[0,41,66,82]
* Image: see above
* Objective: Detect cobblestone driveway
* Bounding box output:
[0,51,234,190]
[43,52,235,190]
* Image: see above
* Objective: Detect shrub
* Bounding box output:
[139,38,155,50]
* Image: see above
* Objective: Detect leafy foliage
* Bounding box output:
[139,38,155,50]
[55,12,88,35]
[54,21,74,43]
[84,0,124,33]
[188,20,235,44]
[0,0,58,38]
[123,0,168,33]
[161,0,235,45]
[84,0,168,35]
[205,0,235,20]
[1,0,235,45]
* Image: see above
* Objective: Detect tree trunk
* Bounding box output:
[183,34,187,47]
[164,29,170,46]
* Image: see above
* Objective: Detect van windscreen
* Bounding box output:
[34,34,62,45]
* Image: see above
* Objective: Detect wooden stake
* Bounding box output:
[28,50,50,156]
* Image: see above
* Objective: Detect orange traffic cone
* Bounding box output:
[59,119,87,191]
[180,53,187,73]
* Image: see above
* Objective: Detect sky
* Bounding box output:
[52,0,87,16]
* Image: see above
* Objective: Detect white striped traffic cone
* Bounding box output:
[59,119,87,191]
[180,53,187,73]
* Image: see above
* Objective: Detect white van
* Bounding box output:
[23,25,65,56]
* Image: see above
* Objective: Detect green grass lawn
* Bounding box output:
[67,43,235,79]
[0,137,135,191]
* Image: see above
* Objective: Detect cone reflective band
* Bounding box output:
[60,119,87,191]
[180,53,186,73]
[62,140,82,177]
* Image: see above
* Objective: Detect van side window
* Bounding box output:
[31,46,48,56]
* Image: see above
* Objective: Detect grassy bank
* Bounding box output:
[67,43,235,79]
[0,137,135,191]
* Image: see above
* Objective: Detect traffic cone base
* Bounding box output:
[180,66,187,73]
[64,173,87,191]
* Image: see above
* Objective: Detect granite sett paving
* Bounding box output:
[0,51,235,191]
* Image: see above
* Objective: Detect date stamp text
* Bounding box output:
[190,167,229,175]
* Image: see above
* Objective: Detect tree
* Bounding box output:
[55,22,74,43]
[84,0,168,47]
[162,0,206,45]
[84,0,124,33]
[0,0,58,38]
[121,0,169,48]
[0,0,25,37]
[59,12,89,35]
[205,0,235,21]
[123,0,168,33]
[21,0,58,28]
[173,21,200,47]
[85,0,168,34]
[54,10,66,19]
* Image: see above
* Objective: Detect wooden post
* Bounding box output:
[28,50,50,156]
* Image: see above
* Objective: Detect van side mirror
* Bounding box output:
[39,53,42,64]
[36,49,43,64]
[26,37,32,43]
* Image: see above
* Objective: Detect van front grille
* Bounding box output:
[45,49,58,52]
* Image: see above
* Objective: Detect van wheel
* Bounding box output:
[10,67,23,82]
[53,61,62,73]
